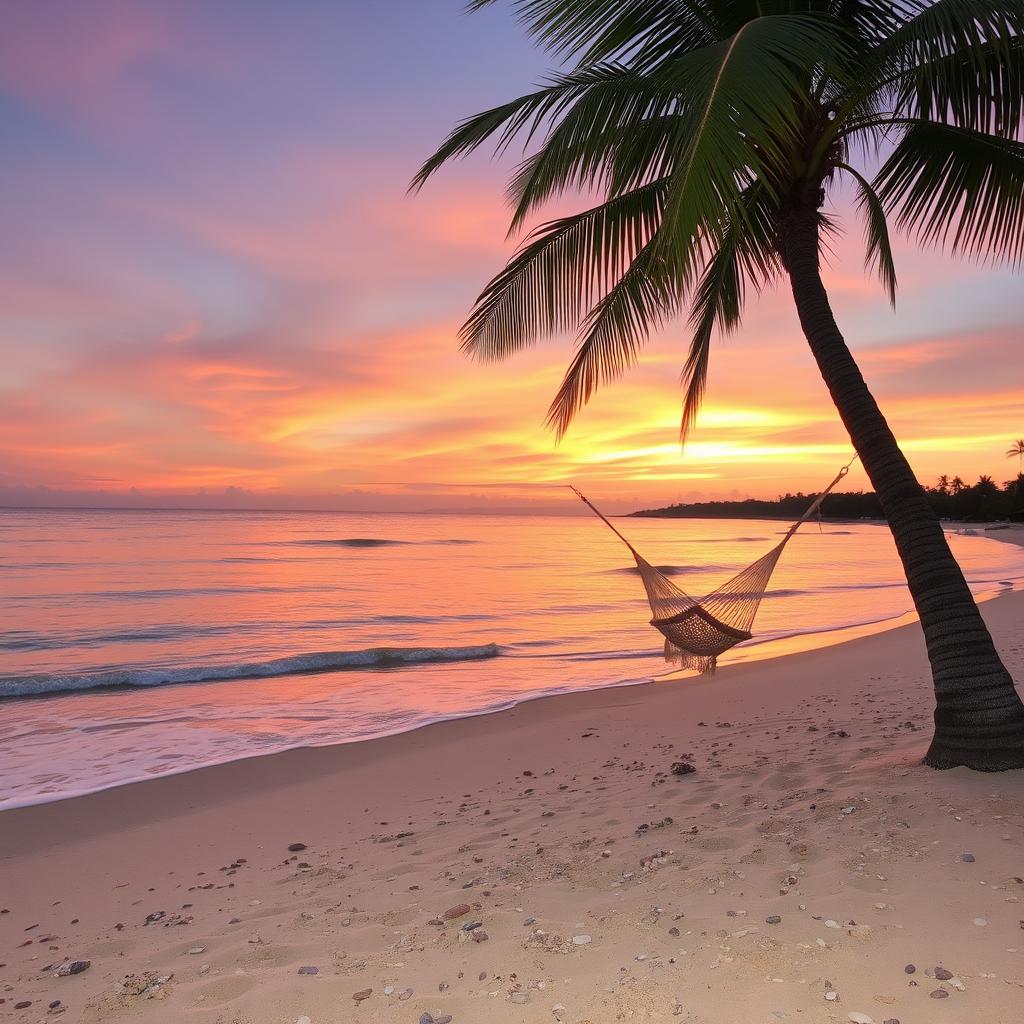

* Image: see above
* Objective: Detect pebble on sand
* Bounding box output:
[55,960,90,976]
[353,988,373,1002]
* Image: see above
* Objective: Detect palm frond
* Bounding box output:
[461,178,670,359]
[838,162,898,304]
[654,15,850,282]
[871,1,1024,124]
[680,183,782,439]
[873,121,1024,265]
[501,62,684,232]
[466,1,721,68]
[410,62,651,192]
[545,235,683,439]
[899,34,1024,137]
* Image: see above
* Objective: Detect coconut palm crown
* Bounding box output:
[414,0,1024,770]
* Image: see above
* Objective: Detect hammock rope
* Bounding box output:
[571,457,857,674]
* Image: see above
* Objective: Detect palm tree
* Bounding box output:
[414,1,1024,770]
[1007,439,1024,473]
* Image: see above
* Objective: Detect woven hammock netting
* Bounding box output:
[572,460,853,674]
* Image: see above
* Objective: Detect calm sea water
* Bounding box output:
[2,508,1022,809]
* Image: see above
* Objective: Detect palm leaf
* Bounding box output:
[466,0,721,67]
[838,162,898,304]
[873,121,1024,265]
[545,234,683,438]
[461,178,670,359]
[680,183,781,439]
[654,15,850,284]
[410,62,655,192]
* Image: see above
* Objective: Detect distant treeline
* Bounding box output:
[632,474,1024,522]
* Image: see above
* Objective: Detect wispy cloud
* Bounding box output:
[1,2,1021,510]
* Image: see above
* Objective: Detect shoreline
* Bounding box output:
[1,532,1022,1021]
[1,525,1021,814]
[3,585,1023,849]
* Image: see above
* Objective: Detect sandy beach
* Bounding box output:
[2,528,1023,1024]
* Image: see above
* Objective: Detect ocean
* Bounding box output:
[2,508,1022,809]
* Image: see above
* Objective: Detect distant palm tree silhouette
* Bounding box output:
[1007,439,1024,473]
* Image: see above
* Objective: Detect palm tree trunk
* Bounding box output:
[781,207,1024,771]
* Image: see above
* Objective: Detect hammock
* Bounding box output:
[571,459,856,674]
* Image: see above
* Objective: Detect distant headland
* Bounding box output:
[632,475,1024,522]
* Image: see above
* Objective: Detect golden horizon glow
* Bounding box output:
[1,4,1022,512]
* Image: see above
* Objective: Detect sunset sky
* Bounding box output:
[2,0,1022,513]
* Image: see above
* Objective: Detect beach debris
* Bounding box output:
[118,972,174,1000]
[640,850,671,872]
[824,990,838,1001]
[187,946,206,956]
[670,761,696,776]
[443,904,471,920]
[353,987,373,1002]
[374,831,414,843]
[297,965,319,975]
[635,816,673,837]
[159,913,192,927]
[847,1014,874,1024]
[55,960,90,976]
[510,991,530,1004]
[287,842,307,852]
[973,917,988,926]
[471,930,489,942]
[143,911,165,925]
[399,987,413,999]
[572,934,592,945]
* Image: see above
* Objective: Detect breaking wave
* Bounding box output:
[0,643,502,699]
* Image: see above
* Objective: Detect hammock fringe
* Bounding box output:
[664,638,716,675]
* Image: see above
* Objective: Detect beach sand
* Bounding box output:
[2,528,1023,1023]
